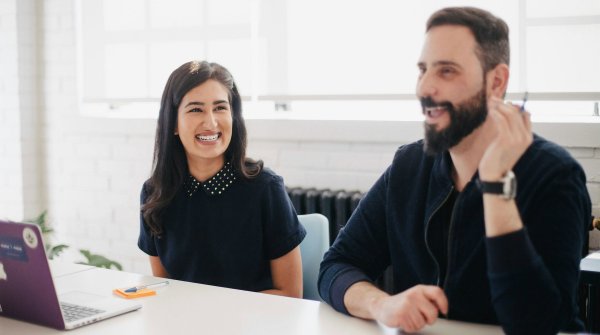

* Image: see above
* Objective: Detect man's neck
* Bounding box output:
[448,120,496,191]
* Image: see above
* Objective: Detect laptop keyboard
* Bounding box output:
[60,302,105,322]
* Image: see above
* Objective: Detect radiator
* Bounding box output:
[286,187,395,293]
[286,187,363,245]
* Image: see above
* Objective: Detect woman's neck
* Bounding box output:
[187,156,225,182]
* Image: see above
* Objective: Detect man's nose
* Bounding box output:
[416,71,438,99]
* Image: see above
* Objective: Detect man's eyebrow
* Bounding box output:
[433,60,462,68]
[417,60,462,68]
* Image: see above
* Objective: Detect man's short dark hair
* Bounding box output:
[426,7,510,73]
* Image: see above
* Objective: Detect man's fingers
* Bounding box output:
[422,286,449,315]
[406,310,426,333]
[419,302,440,325]
[378,286,447,332]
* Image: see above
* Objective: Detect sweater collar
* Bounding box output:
[184,161,236,197]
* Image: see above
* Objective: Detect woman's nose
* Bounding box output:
[202,111,218,127]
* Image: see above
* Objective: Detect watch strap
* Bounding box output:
[480,181,504,195]
[478,170,517,200]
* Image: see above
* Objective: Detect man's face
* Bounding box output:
[416,25,489,155]
[421,88,487,155]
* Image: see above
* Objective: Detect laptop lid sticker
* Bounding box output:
[22,227,39,249]
[0,262,6,280]
[0,237,28,262]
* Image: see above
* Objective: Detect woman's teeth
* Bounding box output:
[196,134,219,141]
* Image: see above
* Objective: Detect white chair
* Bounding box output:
[298,213,330,301]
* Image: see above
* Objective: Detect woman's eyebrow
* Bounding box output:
[184,101,204,108]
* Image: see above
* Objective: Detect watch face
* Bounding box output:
[502,171,517,199]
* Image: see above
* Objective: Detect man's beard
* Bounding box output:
[422,88,488,156]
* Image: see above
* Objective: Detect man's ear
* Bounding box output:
[487,63,509,99]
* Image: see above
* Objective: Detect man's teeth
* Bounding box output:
[196,134,219,141]
[426,106,445,117]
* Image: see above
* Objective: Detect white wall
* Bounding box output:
[0,0,23,220]
[0,0,44,220]
[1,0,599,274]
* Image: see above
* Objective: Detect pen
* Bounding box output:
[124,280,170,293]
[519,91,528,113]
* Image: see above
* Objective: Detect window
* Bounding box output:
[77,0,600,120]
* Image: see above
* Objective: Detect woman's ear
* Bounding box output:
[487,63,509,99]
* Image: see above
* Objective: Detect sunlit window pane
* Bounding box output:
[207,0,252,25]
[527,24,600,92]
[149,0,205,28]
[527,0,600,17]
[104,44,147,98]
[148,42,206,97]
[103,0,145,31]
[285,0,422,95]
[207,39,253,94]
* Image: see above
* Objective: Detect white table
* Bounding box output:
[0,262,512,334]
[49,261,94,278]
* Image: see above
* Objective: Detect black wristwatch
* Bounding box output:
[479,170,517,200]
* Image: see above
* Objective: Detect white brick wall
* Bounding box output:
[35,0,154,272]
[4,0,600,276]
[17,0,45,219]
[0,0,23,220]
[255,139,395,192]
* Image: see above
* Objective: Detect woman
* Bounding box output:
[138,61,305,298]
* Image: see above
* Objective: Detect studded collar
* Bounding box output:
[184,161,237,197]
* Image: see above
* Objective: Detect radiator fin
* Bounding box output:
[287,187,363,245]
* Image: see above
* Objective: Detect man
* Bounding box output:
[318,7,590,334]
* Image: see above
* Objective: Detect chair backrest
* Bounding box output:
[298,213,330,301]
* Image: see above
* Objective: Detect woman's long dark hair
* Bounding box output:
[142,61,263,236]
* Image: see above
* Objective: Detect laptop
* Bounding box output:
[0,219,141,330]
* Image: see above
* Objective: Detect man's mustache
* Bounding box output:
[420,97,453,110]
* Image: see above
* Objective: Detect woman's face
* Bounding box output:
[175,79,233,168]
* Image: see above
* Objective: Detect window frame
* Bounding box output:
[75,0,600,122]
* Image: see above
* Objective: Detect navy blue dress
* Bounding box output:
[138,163,306,292]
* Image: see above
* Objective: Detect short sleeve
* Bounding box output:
[261,175,306,260]
[138,183,158,256]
